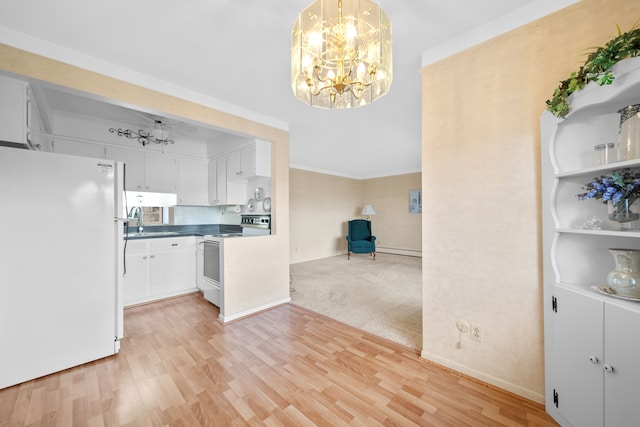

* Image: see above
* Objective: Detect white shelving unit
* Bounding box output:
[542,57,640,427]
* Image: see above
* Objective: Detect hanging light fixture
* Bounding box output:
[108,120,174,147]
[291,0,392,109]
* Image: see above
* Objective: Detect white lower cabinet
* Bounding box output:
[123,237,196,306]
[123,240,149,304]
[552,285,640,426]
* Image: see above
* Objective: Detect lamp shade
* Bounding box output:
[361,205,376,216]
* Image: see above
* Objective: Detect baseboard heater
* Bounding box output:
[376,246,422,257]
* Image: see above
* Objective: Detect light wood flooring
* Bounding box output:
[0,293,558,426]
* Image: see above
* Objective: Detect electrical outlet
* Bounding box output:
[456,320,469,333]
[471,323,483,342]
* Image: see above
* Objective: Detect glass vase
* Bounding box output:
[608,199,640,230]
[617,104,640,161]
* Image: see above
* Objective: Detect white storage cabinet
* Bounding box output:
[51,138,106,158]
[541,57,640,427]
[0,75,36,148]
[123,236,196,306]
[209,154,246,205]
[177,157,208,205]
[106,146,177,193]
[227,140,271,181]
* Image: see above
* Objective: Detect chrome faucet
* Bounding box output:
[129,206,144,233]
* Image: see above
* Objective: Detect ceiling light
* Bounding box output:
[109,120,174,146]
[292,0,392,109]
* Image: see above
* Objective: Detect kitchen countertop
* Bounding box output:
[123,224,242,240]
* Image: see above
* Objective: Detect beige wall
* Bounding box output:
[0,44,290,320]
[290,168,422,264]
[289,168,362,263]
[421,0,640,402]
[363,173,421,256]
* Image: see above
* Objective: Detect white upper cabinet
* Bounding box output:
[0,75,33,147]
[52,138,106,158]
[106,146,177,193]
[208,155,225,205]
[177,157,208,205]
[227,140,271,181]
[106,146,145,190]
[145,152,177,193]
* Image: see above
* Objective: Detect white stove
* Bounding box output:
[240,214,271,236]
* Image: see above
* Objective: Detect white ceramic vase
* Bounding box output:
[606,248,640,298]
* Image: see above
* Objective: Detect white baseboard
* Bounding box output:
[377,247,422,257]
[219,297,291,323]
[420,351,545,404]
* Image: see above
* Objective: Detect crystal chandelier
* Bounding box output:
[291,0,392,109]
[109,120,174,147]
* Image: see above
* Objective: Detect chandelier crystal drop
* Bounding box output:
[291,0,392,109]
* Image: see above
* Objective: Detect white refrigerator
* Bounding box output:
[0,146,125,389]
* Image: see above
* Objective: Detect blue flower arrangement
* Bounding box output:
[578,169,640,205]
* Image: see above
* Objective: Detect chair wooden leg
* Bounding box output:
[373,252,376,260]
[348,251,351,260]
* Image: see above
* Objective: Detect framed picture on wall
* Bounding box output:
[409,190,422,214]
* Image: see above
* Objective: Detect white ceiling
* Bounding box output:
[0,0,576,178]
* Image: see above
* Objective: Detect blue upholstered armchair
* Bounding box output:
[346,219,376,260]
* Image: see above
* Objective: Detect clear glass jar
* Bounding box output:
[594,143,615,166]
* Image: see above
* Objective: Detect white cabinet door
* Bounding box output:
[227,148,242,181]
[151,250,195,295]
[552,286,604,427]
[123,240,150,306]
[208,157,219,204]
[604,303,640,426]
[216,155,228,204]
[145,152,177,193]
[177,157,208,205]
[0,75,28,145]
[149,237,196,296]
[106,146,145,191]
[239,144,254,179]
[52,138,106,158]
[254,139,271,177]
[123,252,150,304]
[227,141,271,181]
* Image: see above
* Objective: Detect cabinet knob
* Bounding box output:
[589,355,599,364]
[150,255,155,259]
[604,364,614,373]
[143,256,147,260]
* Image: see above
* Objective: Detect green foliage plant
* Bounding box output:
[546,23,640,118]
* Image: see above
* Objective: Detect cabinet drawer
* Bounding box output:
[150,237,195,252]
[125,239,149,255]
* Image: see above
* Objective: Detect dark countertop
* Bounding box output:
[124,224,242,240]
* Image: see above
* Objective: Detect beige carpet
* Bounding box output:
[289,253,422,350]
